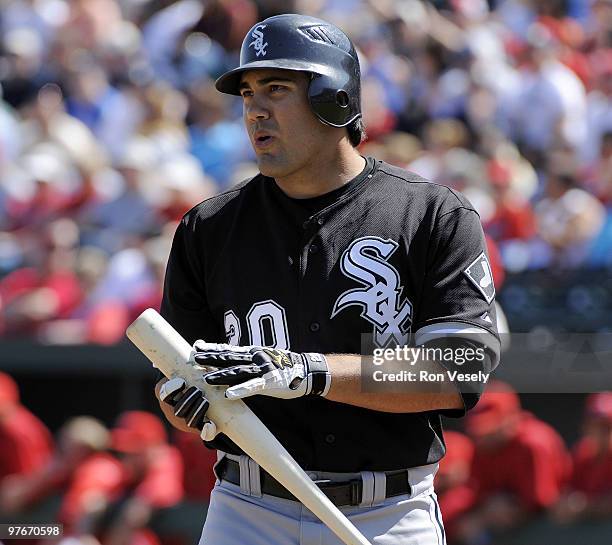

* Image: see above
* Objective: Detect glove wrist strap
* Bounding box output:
[302,353,331,397]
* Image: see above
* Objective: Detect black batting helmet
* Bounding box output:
[215,14,361,128]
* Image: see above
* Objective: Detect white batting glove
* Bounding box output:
[192,342,331,401]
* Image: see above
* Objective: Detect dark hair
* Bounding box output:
[347,117,366,147]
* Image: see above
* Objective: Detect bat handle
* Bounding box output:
[126,309,372,545]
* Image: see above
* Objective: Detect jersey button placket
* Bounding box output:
[300,219,324,341]
[299,219,316,275]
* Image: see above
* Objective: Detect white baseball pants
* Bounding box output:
[198,455,446,545]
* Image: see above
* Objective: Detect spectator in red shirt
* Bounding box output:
[101,411,184,545]
[455,381,570,544]
[485,235,505,290]
[0,373,53,485]
[484,160,537,243]
[1,415,121,529]
[0,247,83,337]
[436,431,476,543]
[552,392,612,524]
[56,418,123,534]
[172,430,217,503]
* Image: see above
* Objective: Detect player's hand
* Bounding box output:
[158,377,218,441]
[193,341,331,400]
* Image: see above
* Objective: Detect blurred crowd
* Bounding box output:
[1,5,610,545]
[0,0,611,343]
[2,372,611,545]
[0,372,216,545]
[437,383,612,544]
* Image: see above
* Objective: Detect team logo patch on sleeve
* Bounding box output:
[464,252,496,303]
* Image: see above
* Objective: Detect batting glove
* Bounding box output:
[159,377,218,441]
[192,341,331,400]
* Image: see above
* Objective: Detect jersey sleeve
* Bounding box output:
[160,216,221,345]
[160,215,242,454]
[414,207,500,358]
[413,206,501,411]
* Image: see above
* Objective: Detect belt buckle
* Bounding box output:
[315,479,361,507]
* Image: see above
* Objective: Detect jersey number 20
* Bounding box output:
[224,300,290,349]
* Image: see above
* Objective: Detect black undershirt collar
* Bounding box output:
[267,156,375,226]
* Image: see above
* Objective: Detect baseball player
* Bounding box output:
[155,14,500,545]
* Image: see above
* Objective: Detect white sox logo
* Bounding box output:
[249,24,268,57]
[331,237,412,348]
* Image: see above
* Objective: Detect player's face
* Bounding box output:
[239,69,334,178]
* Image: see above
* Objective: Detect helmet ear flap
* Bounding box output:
[308,74,358,127]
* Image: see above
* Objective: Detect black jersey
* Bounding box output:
[161,157,500,472]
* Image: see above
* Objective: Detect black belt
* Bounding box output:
[216,458,411,507]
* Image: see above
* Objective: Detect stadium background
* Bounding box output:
[0,0,611,544]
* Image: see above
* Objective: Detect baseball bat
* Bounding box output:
[126,309,372,545]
